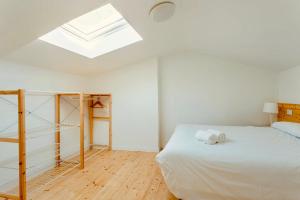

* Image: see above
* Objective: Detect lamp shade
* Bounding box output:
[263,102,278,114]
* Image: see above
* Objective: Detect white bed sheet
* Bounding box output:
[156,124,300,200]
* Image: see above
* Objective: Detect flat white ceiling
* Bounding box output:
[1,0,300,75]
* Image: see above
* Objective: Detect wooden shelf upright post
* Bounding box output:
[80,92,85,169]
[88,97,94,150]
[108,95,112,150]
[55,94,61,167]
[18,89,26,200]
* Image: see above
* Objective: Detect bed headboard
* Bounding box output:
[277,103,300,123]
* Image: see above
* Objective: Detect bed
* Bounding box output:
[156,103,300,200]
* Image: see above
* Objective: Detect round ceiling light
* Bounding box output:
[149,1,176,22]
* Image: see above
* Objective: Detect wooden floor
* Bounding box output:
[2,150,177,200]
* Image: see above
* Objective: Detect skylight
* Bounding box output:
[39,4,143,58]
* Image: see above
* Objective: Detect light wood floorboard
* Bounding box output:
[1,150,177,200]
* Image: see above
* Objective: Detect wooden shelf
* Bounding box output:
[93,116,111,121]
[0,193,19,200]
[0,90,18,95]
[0,137,19,143]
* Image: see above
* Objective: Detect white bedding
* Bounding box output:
[156,124,300,200]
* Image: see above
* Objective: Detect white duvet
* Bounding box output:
[156,124,300,200]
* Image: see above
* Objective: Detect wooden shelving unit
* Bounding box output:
[0,89,112,200]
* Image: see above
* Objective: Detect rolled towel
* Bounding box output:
[195,130,218,145]
[207,129,226,143]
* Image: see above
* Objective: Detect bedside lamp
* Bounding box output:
[263,102,278,126]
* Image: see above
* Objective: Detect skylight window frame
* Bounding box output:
[60,18,128,42]
[39,4,143,59]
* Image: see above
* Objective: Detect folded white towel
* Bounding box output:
[195,130,218,145]
[207,129,226,143]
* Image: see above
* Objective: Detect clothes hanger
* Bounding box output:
[92,96,104,108]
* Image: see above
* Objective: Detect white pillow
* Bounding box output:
[272,121,300,138]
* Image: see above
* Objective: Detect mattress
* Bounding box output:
[156,124,300,200]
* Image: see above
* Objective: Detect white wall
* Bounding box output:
[0,61,87,91]
[87,58,159,152]
[159,52,278,146]
[278,66,300,103]
[0,61,88,189]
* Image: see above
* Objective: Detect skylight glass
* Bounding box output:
[39,4,143,58]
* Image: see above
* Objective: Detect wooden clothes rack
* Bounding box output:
[88,94,112,151]
[0,89,112,200]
